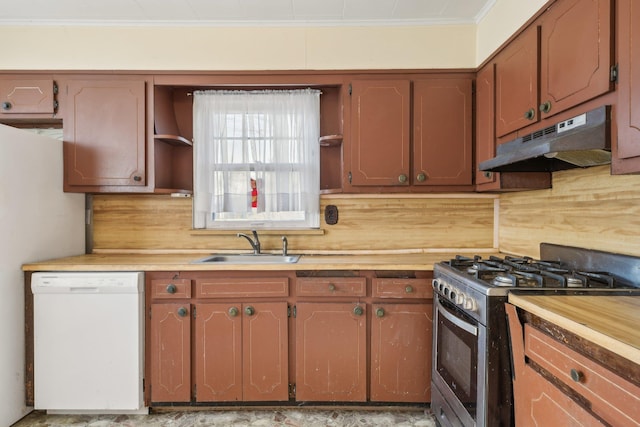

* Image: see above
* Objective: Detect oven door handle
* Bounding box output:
[436,296,478,336]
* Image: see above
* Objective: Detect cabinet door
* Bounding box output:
[0,78,55,114]
[349,79,411,186]
[295,302,367,401]
[150,303,191,403]
[413,78,472,186]
[63,79,146,188]
[495,26,540,138]
[539,0,613,120]
[616,0,640,161]
[242,302,289,401]
[195,302,288,402]
[194,303,242,402]
[475,64,498,187]
[370,303,432,402]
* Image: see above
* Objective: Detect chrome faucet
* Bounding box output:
[237,230,261,254]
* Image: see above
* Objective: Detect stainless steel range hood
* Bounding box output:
[479,106,611,173]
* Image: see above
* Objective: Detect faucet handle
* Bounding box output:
[282,236,288,256]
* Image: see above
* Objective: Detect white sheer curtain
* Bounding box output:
[193,89,320,229]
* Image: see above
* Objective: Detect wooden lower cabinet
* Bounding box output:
[194,302,289,402]
[370,303,432,402]
[506,303,640,426]
[295,302,367,401]
[150,302,191,402]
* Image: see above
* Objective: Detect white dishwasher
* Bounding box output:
[32,272,147,414]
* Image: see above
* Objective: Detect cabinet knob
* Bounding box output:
[133,175,142,182]
[375,307,385,318]
[524,108,535,120]
[539,101,552,114]
[166,284,177,294]
[228,307,239,317]
[483,171,493,179]
[353,305,364,316]
[177,307,188,317]
[570,368,584,383]
[328,283,336,292]
[244,306,255,316]
[398,174,408,184]
[1,101,11,111]
[405,285,414,294]
[416,172,426,182]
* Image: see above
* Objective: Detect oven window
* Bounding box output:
[436,298,478,408]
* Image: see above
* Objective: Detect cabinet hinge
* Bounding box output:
[348,83,352,96]
[193,384,197,399]
[192,306,196,318]
[292,305,297,318]
[611,64,619,83]
[348,171,352,184]
[288,383,296,399]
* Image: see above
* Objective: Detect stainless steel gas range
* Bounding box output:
[430,243,640,427]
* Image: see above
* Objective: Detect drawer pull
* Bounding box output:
[570,368,584,383]
[405,285,414,293]
[328,283,336,291]
[177,307,188,317]
[353,305,364,316]
[228,307,239,317]
[166,284,177,294]
[376,307,385,318]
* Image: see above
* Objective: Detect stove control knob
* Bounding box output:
[455,292,466,306]
[432,278,440,291]
[463,296,477,312]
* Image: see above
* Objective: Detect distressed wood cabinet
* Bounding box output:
[348,77,473,192]
[294,277,367,402]
[613,0,640,173]
[495,0,613,139]
[506,303,640,426]
[149,278,192,403]
[0,77,56,115]
[370,278,432,402]
[62,78,147,191]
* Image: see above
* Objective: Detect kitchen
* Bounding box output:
[1,0,640,426]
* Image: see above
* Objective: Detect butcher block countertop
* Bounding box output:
[509,293,640,365]
[22,251,494,272]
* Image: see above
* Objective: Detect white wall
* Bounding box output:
[0,24,476,70]
[0,125,85,426]
[476,0,549,64]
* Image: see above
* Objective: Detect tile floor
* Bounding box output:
[12,408,437,427]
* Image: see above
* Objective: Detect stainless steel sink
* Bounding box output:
[192,254,301,264]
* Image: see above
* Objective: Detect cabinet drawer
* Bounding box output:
[296,277,366,297]
[525,324,640,426]
[151,279,192,299]
[372,278,432,299]
[196,277,289,298]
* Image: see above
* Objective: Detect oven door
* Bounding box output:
[432,293,481,427]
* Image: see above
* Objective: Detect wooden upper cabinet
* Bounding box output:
[614,0,640,168]
[475,64,498,187]
[539,0,613,120]
[0,78,55,114]
[495,25,540,138]
[349,79,411,187]
[413,78,472,186]
[63,78,146,190]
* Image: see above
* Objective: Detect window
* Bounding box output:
[193,89,320,229]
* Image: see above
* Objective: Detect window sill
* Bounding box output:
[190,229,325,236]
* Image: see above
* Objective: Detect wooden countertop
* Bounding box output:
[22,252,496,272]
[509,293,640,365]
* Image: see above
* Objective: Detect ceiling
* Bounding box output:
[0,0,496,26]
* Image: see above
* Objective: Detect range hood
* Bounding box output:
[479,106,611,172]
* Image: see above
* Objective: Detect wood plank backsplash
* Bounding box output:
[499,165,640,258]
[91,194,497,253]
